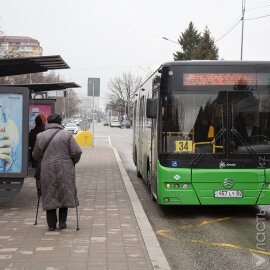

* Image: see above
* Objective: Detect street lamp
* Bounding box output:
[162,37,179,46]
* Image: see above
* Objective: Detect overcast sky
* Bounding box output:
[1,0,270,107]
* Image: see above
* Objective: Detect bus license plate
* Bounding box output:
[214,190,243,198]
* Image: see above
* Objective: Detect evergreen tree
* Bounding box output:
[191,27,219,60]
[173,22,201,61]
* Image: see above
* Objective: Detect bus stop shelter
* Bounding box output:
[0,55,80,203]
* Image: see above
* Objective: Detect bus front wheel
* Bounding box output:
[147,169,156,202]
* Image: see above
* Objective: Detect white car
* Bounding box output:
[64,123,79,134]
[110,120,120,127]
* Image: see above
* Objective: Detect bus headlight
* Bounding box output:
[164,198,169,203]
[174,184,179,189]
[268,184,270,189]
[166,183,171,189]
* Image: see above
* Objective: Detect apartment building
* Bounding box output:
[0,36,43,58]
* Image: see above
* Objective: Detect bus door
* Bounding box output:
[138,96,145,172]
[151,88,159,196]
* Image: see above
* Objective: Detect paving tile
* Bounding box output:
[87,266,107,270]
[0,148,153,270]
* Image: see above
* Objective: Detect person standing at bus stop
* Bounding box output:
[33,114,82,231]
[29,115,45,169]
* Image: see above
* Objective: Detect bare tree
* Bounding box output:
[107,72,142,120]
[0,20,4,58]
[0,24,14,59]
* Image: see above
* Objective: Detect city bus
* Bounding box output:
[133,61,270,205]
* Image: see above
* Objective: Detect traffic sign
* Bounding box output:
[79,119,91,131]
[88,78,100,97]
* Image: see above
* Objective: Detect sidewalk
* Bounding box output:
[0,146,170,270]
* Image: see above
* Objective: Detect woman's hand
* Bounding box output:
[0,133,11,164]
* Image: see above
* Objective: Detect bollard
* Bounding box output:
[74,131,93,147]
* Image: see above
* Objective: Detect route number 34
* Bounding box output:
[175,140,193,152]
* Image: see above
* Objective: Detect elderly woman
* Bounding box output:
[33,114,82,231]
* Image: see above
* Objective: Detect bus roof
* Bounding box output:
[137,60,270,91]
[162,60,270,67]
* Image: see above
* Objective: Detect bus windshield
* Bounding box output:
[162,90,270,157]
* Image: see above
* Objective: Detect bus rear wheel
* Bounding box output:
[137,169,142,178]
[146,170,151,191]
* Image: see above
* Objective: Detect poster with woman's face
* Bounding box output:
[29,100,55,130]
[29,104,53,130]
[0,93,23,173]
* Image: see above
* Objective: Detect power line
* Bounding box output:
[240,0,246,60]
[246,3,270,10]
[215,3,270,43]
[245,14,270,20]
[216,17,242,43]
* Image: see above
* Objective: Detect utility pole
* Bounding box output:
[92,82,95,147]
[67,90,69,118]
[63,91,66,118]
[240,0,246,60]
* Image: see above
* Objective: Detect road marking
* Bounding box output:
[108,135,112,146]
[156,216,270,256]
[175,216,232,231]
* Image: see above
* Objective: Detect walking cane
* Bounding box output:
[34,194,40,225]
[76,205,79,231]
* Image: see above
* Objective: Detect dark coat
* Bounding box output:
[32,123,82,210]
[29,125,45,168]
[239,126,261,143]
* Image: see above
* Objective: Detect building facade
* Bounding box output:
[0,36,43,58]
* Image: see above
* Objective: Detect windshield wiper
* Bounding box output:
[231,128,266,167]
[189,128,226,167]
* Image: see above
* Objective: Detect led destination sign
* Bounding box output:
[183,73,270,86]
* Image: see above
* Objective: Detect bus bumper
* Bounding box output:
[157,163,269,205]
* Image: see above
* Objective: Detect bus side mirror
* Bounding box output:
[146,98,157,119]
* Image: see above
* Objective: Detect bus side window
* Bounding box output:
[134,100,137,132]
[141,97,145,131]
[146,92,152,128]
[139,97,145,130]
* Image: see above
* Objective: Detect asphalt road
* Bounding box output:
[95,123,270,270]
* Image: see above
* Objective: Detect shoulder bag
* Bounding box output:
[35,129,62,181]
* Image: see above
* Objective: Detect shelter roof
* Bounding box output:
[0,82,80,92]
[0,55,69,77]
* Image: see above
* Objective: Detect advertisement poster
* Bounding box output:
[29,100,55,130]
[0,93,23,173]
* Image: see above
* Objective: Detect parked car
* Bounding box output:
[103,121,109,126]
[110,120,120,127]
[120,120,131,129]
[64,122,79,134]
[74,119,82,126]
[62,118,72,127]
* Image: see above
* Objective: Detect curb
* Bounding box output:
[112,147,171,270]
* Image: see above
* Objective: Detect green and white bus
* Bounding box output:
[133,61,270,205]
